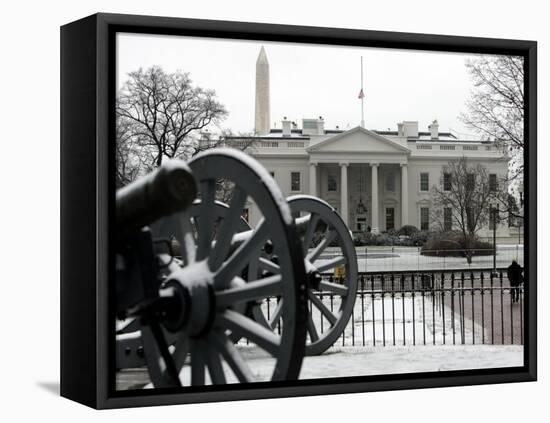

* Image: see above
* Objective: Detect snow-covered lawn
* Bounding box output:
[318,244,524,273]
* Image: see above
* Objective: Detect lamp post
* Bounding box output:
[518,186,524,247]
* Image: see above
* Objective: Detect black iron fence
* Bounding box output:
[312,269,524,348]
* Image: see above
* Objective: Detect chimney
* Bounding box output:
[317,116,325,135]
[401,121,419,138]
[282,117,292,137]
[429,119,439,139]
[397,122,404,137]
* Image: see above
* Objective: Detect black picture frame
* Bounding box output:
[60,12,537,409]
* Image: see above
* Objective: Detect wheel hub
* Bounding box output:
[162,260,216,336]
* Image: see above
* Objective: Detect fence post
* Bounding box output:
[390,274,396,345]
[411,274,416,346]
[500,270,505,344]
[480,271,485,344]
[441,271,446,345]
[432,273,436,345]
[371,275,376,346]
[490,271,495,344]
[460,272,465,344]
[470,271,475,345]
[451,272,456,345]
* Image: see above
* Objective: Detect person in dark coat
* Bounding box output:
[507,260,524,303]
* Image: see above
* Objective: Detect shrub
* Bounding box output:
[409,230,431,246]
[421,239,462,256]
[421,236,494,257]
[397,225,419,237]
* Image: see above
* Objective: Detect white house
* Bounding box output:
[226,47,512,239]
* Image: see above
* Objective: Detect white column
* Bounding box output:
[371,163,379,233]
[340,163,349,226]
[401,163,409,227]
[309,162,318,197]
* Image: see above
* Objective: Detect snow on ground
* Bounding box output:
[301,289,485,347]
[117,291,522,390]
[300,344,523,378]
[118,344,523,390]
[198,343,523,383]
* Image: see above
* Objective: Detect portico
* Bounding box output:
[306,126,411,232]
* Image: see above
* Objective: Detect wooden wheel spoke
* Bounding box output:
[210,331,254,383]
[302,213,320,255]
[178,212,196,265]
[217,310,280,356]
[208,187,248,271]
[141,323,181,388]
[308,290,338,326]
[196,180,216,261]
[307,230,337,262]
[204,343,227,385]
[315,256,346,273]
[171,334,190,373]
[307,313,320,342]
[190,339,206,386]
[258,257,281,275]
[214,221,269,289]
[216,275,282,308]
[317,280,349,296]
[269,300,284,329]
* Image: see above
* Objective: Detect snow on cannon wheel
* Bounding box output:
[117,149,308,388]
[249,195,358,356]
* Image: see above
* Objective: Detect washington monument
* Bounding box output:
[254,46,270,135]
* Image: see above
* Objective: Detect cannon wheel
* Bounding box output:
[250,195,358,356]
[138,149,307,387]
[115,200,252,369]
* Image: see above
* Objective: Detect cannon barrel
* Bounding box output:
[116,159,197,234]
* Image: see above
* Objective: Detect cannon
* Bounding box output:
[115,148,358,388]
[116,149,308,387]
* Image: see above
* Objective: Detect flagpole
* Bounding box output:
[360,56,365,128]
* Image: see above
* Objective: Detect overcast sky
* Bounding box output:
[117,33,491,139]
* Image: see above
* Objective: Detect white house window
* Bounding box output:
[386,207,395,230]
[420,207,429,230]
[444,207,452,231]
[327,174,337,192]
[420,173,429,191]
[386,173,395,192]
[443,173,452,191]
[291,172,301,191]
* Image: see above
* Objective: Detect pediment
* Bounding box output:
[307,126,410,154]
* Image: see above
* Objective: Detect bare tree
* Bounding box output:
[460,55,524,180]
[431,157,504,263]
[115,113,143,188]
[116,66,228,170]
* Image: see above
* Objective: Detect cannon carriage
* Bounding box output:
[115,149,357,388]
